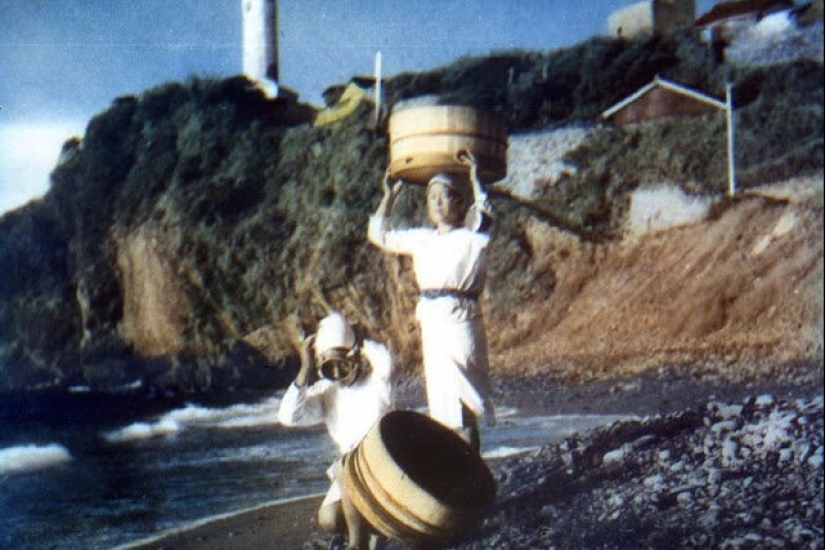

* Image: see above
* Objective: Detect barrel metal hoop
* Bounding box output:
[390,131,507,146]
[344,451,444,544]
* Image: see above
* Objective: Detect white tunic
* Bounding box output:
[277,339,393,506]
[277,339,393,454]
[367,203,495,430]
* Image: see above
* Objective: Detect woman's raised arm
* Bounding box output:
[458,151,492,232]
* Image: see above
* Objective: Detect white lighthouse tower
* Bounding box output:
[242,0,279,97]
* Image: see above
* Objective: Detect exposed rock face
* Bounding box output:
[0,77,321,392]
[499,126,588,198]
[492,179,824,381]
[625,183,713,234]
[115,223,186,356]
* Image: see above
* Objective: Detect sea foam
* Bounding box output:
[103,396,282,443]
[483,445,541,460]
[0,443,72,475]
[103,419,181,443]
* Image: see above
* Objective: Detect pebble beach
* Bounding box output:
[118,360,823,549]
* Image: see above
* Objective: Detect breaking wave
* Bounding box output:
[483,445,541,459]
[0,443,72,475]
[103,395,282,443]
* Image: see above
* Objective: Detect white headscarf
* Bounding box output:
[314,311,356,355]
[427,172,470,202]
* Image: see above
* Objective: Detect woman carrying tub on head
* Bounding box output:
[367,152,495,451]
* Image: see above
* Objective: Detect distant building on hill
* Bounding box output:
[608,0,697,38]
[314,78,376,127]
[695,0,796,62]
[601,76,726,126]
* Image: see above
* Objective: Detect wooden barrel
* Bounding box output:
[388,105,508,185]
[342,410,497,546]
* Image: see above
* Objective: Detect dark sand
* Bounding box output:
[118,493,325,550]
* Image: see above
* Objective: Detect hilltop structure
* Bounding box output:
[695,0,795,34]
[695,0,797,62]
[315,78,375,127]
[608,0,697,38]
[242,0,279,97]
[601,76,726,125]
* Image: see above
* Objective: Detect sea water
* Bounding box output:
[0,388,630,549]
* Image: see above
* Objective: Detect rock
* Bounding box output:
[722,437,739,467]
[602,445,629,466]
[457,393,823,548]
[756,394,776,407]
[808,448,824,469]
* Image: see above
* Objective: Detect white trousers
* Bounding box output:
[420,316,494,430]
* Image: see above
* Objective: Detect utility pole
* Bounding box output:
[726,82,736,197]
[374,51,383,128]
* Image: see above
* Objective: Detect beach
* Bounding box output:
[117,361,823,549]
[119,494,325,549]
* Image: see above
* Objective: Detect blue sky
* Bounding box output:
[0,0,715,214]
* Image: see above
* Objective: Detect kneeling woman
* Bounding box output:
[278,311,393,549]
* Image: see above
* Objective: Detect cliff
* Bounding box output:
[0,30,822,394]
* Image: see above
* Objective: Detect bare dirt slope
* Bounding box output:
[486,176,823,384]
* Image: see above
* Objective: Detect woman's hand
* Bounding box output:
[458,150,480,181]
[295,334,317,387]
[375,168,403,220]
[382,168,403,198]
[457,149,478,168]
[457,150,488,216]
[458,149,483,190]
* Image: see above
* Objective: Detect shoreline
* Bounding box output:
[116,493,326,550]
[115,361,823,549]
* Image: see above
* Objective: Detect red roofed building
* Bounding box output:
[695,0,794,28]
[601,76,726,126]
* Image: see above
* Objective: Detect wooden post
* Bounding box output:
[374,51,383,127]
[726,82,736,197]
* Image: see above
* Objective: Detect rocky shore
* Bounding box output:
[118,360,821,549]
[470,393,823,548]
[295,361,823,549]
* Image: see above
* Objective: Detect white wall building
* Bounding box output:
[608,0,696,38]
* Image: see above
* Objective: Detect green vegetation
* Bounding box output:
[385,30,721,128]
